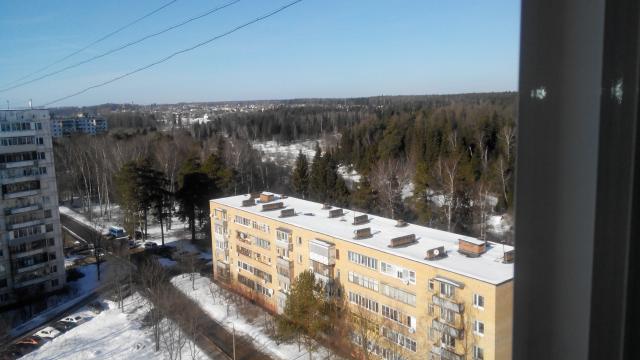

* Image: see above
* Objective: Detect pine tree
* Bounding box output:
[351,176,378,213]
[176,158,216,242]
[291,151,310,198]
[309,143,326,202]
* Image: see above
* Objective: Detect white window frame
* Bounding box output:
[473,293,485,309]
[474,320,485,336]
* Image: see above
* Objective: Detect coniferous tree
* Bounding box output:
[309,143,326,202]
[176,158,216,242]
[291,151,310,198]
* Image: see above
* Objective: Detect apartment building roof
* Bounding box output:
[212,194,515,285]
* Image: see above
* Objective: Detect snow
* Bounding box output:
[59,205,198,250]
[337,165,361,184]
[20,294,209,360]
[401,182,414,200]
[213,194,514,284]
[487,214,513,235]
[251,140,319,167]
[10,265,103,337]
[171,274,335,360]
[64,254,83,268]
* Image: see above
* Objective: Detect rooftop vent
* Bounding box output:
[458,238,486,257]
[354,227,372,239]
[389,234,417,248]
[425,246,446,260]
[249,192,261,199]
[241,199,256,207]
[322,203,332,210]
[259,192,275,203]
[279,208,295,218]
[395,219,408,227]
[328,208,343,218]
[503,249,515,264]
[262,202,284,211]
[352,214,369,225]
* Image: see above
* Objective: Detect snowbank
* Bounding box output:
[20,294,209,360]
[171,274,334,360]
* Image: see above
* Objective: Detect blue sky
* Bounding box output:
[0,0,520,107]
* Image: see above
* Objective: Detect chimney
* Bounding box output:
[354,227,372,239]
[458,238,487,257]
[262,202,284,211]
[328,208,344,218]
[353,214,369,225]
[280,208,295,218]
[389,234,417,248]
[322,203,332,210]
[395,219,408,227]
[259,192,275,203]
[241,199,256,207]
[425,246,446,260]
[503,249,515,264]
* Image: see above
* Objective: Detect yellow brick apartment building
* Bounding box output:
[210,192,513,360]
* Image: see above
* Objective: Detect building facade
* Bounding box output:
[211,193,514,360]
[51,114,108,138]
[0,110,66,306]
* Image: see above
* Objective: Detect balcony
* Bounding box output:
[3,189,39,199]
[13,274,48,288]
[8,218,44,230]
[432,318,464,339]
[276,238,293,251]
[309,239,335,266]
[4,203,40,215]
[3,160,36,169]
[277,256,292,267]
[15,261,48,274]
[432,294,465,313]
[430,346,464,360]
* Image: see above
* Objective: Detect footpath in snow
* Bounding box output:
[171,274,338,360]
[20,293,209,360]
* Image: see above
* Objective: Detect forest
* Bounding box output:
[53,92,517,245]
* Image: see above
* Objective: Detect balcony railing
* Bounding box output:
[4,203,40,215]
[276,239,293,251]
[432,294,465,313]
[430,345,464,360]
[432,318,464,339]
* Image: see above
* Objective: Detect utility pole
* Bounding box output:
[232,323,236,360]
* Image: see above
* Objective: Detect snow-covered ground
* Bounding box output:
[171,274,336,360]
[59,205,203,252]
[487,214,513,235]
[20,294,209,360]
[10,265,104,337]
[251,140,321,167]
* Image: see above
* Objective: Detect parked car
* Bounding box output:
[34,326,61,340]
[144,242,157,249]
[16,337,41,346]
[53,320,77,331]
[61,315,87,324]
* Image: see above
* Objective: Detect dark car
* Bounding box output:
[53,320,76,332]
[143,242,157,249]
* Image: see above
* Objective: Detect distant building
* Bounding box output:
[51,114,108,138]
[0,110,66,306]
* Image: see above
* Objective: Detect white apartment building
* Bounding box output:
[51,114,108,138]
[0,110,65,306]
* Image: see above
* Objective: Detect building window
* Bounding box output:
[50,265,57,273]
[298,254,303,264]
[348,271,379,291]
[473,345,484,360]
[297,236,302,245]
[0,278,7,288]
[440,282,454,298]
[442,333,455,348]
[428,304,434,316]
[474,320,485,336]
[441,308,455,323]
[347,250,378,270]
[473,293,485,309]
[51,279,59,287]
[428,279,435,291]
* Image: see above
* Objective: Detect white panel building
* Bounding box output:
[0,110,65,306]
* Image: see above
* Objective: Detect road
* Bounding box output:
[60,212,272,360]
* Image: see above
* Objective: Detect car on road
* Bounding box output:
[53,320,77,332]
[34,326,61,340]
[61,315,88,324]
[144,242,158,249]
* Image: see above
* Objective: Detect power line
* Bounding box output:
[40,0,305,107]
[1,0,178,88]
[0,0,241,94]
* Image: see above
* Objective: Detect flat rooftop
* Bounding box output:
[212,194,514,285]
